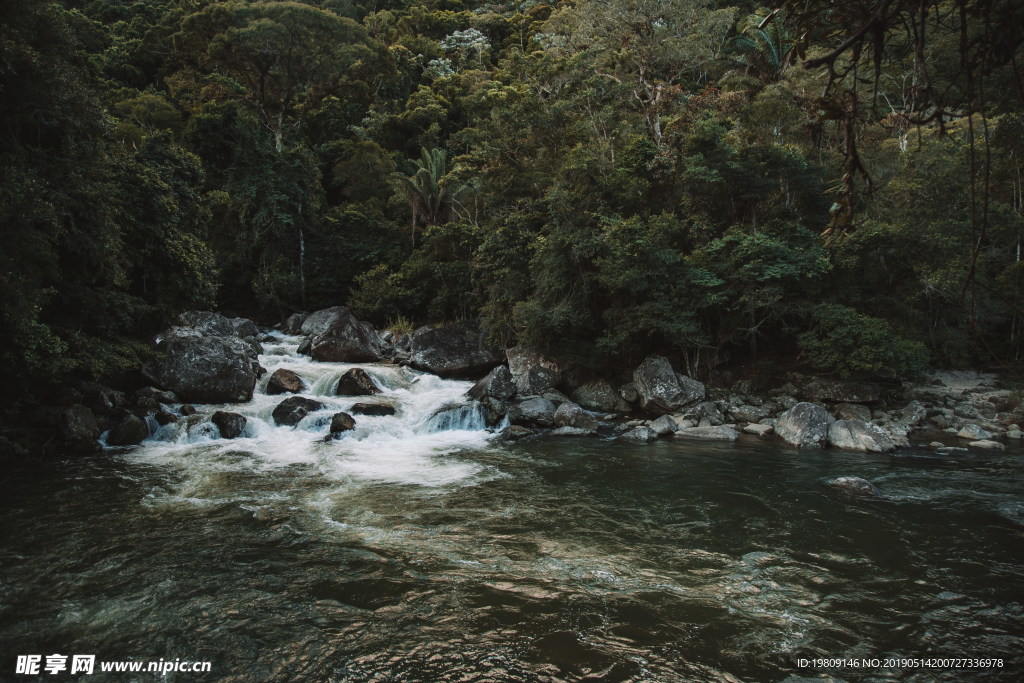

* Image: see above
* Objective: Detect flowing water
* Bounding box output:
[1,334,1022,682]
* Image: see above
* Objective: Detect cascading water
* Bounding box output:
[125,331,498,487]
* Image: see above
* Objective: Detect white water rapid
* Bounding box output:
[121,332,499,488]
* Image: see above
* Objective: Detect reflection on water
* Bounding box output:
[0,334,1021,681]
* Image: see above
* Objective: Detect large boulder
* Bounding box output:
[507,346,564,395]
[775,402,835,448]
[267,368,306,395]
[305,307,385,363]
[553,402,598,431]
[284,312,308,334]
[632,355,704,415]
[145,335,261,404]
[329,412,356,434]
[173,310,237,337]
[467,365,516,401]
[409,320,503,378]
[272,397,325,427]
[827,419,895,453]
[509,397,557,427]
[212,411,247,439]
[58,404,101,453]
[570,379,626,413]
[336,368,380,396]
[107,414,149,446]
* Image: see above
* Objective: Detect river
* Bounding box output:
[1,334,1022,681]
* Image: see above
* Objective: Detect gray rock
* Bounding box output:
[649,414,678,436]
[619,383,639,403]
[968,439,1005,450]
[107,414,149,446]
[145,335,260,404]
[571,379,625,412]
[729,404,769,423]
[957,423,992,440]
[335,368,380,396]
[683,401,725,426]
[622,426,658,442]
[306,306,385,363]
[350,403,396,416]
[296,337,312,356]
[135,386,179,405]
[797,376,881,404]
[173,310,237,337]
[212,411,247,439]
[507,346,563,395]
[58,404,101,453]
[409,319,503,378]
[541,388,573,405]
[267,368,306,395]
[743,423,774,437]
[674,426,739,441]
[776,402,835,448]
[230,317,259,338]
[272,397,325,426]
[1006,429,1023,439]
[467,365,516,401]
[825,476,881,497]
[632,355,704,415]
[551,426,596,437]
[509,397,557,427]
[833,402,872,422]
[900,400,928,426]
[827,419,895,452]
[498,425,537,441]
[553,402,598,431]
[329,412,356,434]
[284,312,307,334]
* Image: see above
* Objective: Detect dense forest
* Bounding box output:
[3,0,1024,398]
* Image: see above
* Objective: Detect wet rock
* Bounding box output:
[135,397,161,414]
[1007,429,1023,439]
[551,426,596,437]
[553,402,598,431]
[212,411,247,439]
[154,411,178,426]
[107,414,149,446]
[632,355,705,415]
[296,337,312,356]
[135,386,179,405]
[743,423,774,437]
[541,388,572,406]
[776,402,835,448]
[180,404,197,416]
[570,379,625,413]
[833,402,872,422]
[619,383,639,403]
[144,334,261,404]
[682,401,725,426]
[335,368,380,396]
[329,412,356,434]
[621,426,658,442]
[728,404,770,423]
[509,397,557,427]
[825,476,881,497]
[967,439,1005,451]
[58,404,101,454]
[408,319,503,378]
[507,346,564,395]
[305,306,385,363]
[827,419,895,453]
[900,400,928,426]
[350,402,396,417]
[81,383,128,416]
[649,414,678,436]
[173,310,237,337]
[957,423,992,440]
[498,425,537,441]
[467,365,516,401]
[674,426,739,441]
[272,397,325,426]
[267,368,306,395]
[284,312,308,334]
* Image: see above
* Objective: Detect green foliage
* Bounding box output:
[798,304,929,379]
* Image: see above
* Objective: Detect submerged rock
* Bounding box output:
[827,419,895,453]
[632,355,704,415]
[272,397,325,426]
[212,411,247,439]
[408,319,503,378]
[350,402,396,417]
[335,368,380,396]
[107,414,149,446]
[775,402,835,448]
[825,476,881,497]
[267,368,306,395]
